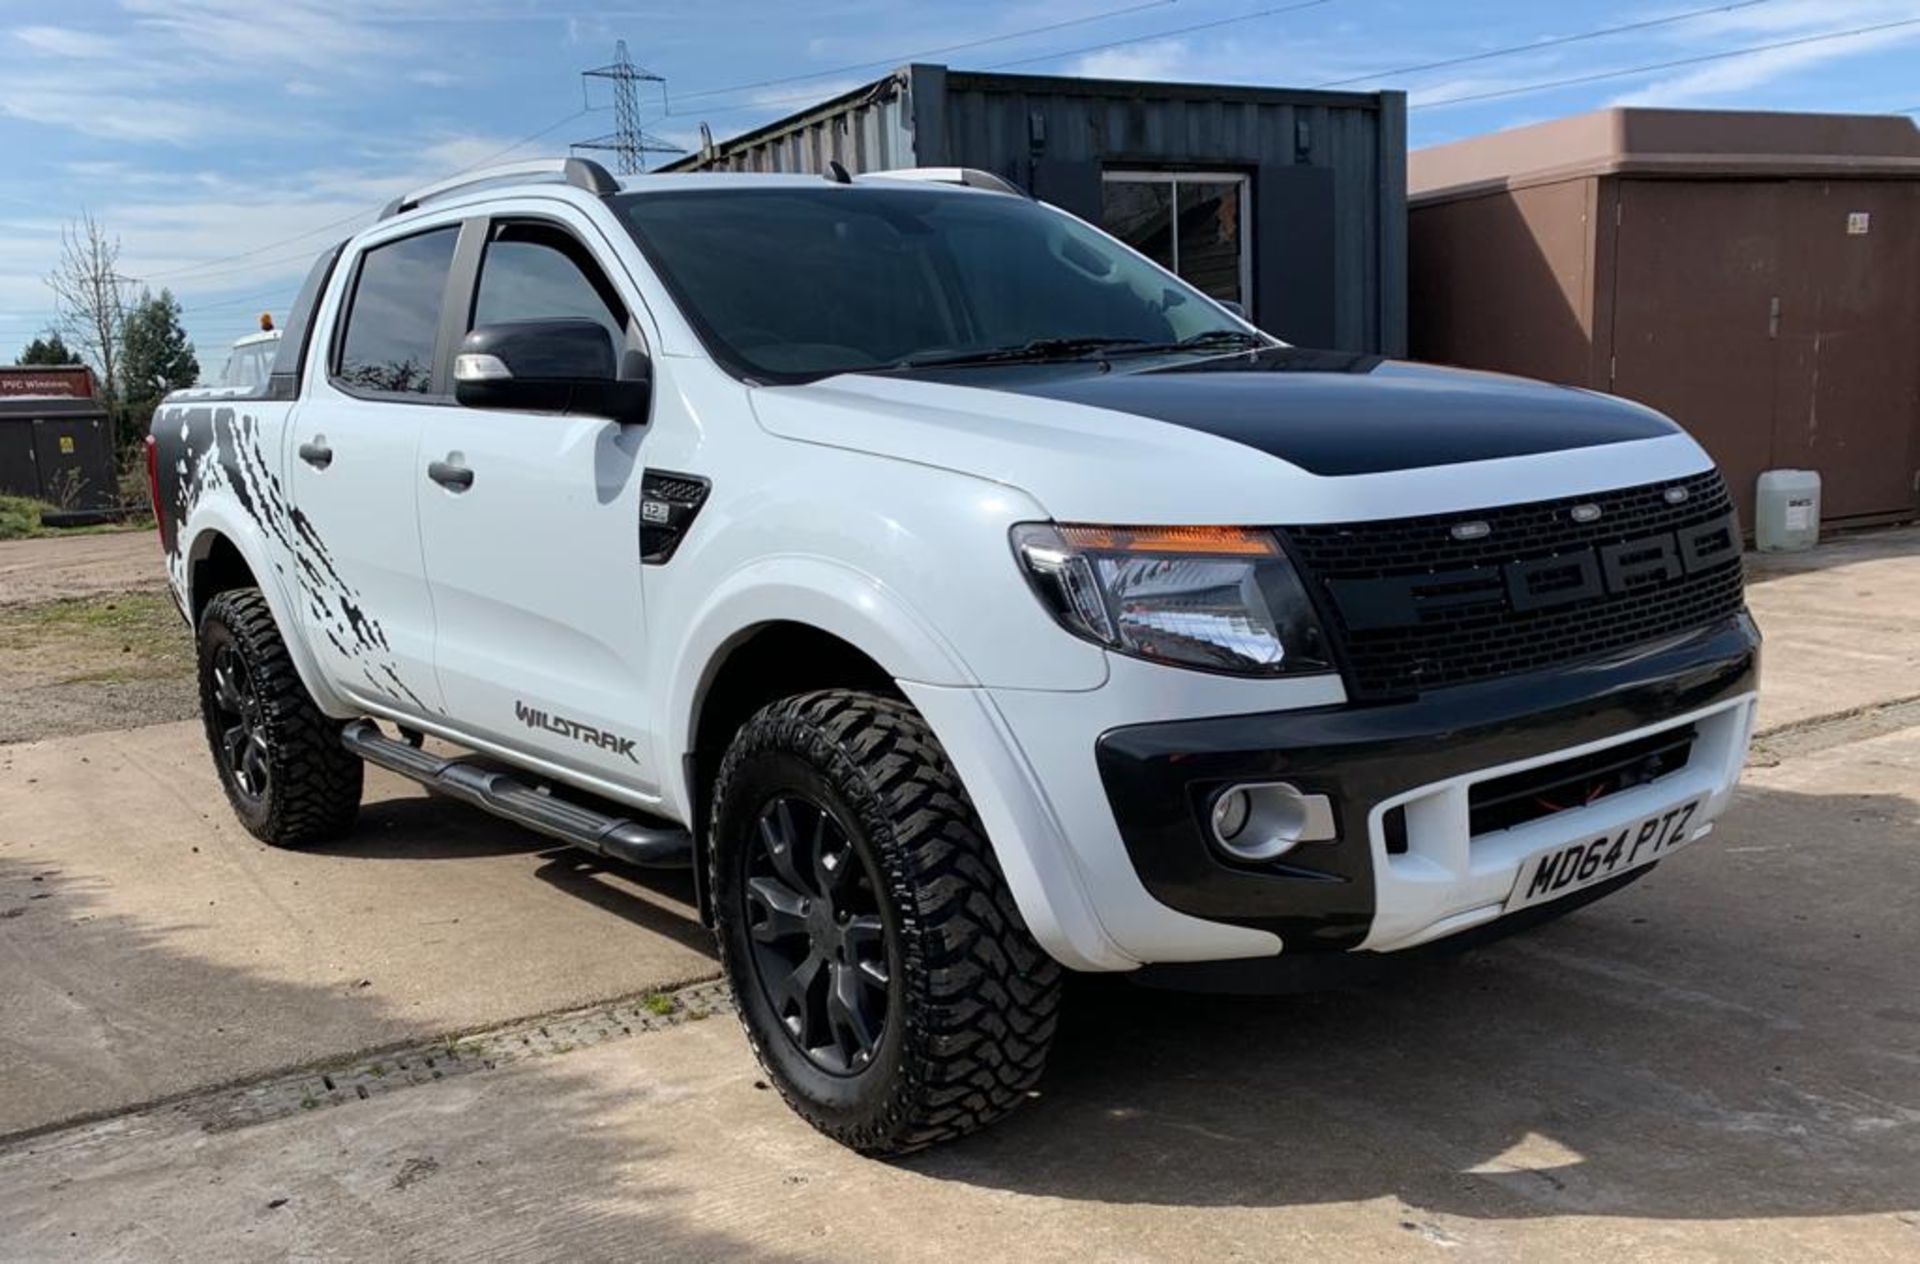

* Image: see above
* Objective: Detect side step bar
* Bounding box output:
[342,720,691,869]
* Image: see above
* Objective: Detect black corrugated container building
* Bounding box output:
[663,64,1407,355]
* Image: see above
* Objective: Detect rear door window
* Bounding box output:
[335,227,459,395]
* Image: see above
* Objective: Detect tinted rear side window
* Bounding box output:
[336,228,459,395]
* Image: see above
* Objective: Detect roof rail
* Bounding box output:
[378,157,621,221]
[861,167,1031,198]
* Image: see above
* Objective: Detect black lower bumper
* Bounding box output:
[1093,613,1760,953]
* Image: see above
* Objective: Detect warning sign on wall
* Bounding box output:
[1847,212,1871,236]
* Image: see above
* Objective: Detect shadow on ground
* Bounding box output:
[0,855,786,1261]
[909,780,1920,1226]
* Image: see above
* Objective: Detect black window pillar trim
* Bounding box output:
[433,217,489,395]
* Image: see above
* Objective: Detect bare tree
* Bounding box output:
[45,211,131,405]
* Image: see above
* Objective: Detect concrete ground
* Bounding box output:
[1,526,1917,1260]
[1744,526,1920,732]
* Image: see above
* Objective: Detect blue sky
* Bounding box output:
[3,0,1917,365]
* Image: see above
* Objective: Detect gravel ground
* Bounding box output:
[0,592,197,744]
[0,531,166,608]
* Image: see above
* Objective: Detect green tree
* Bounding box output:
[119,288,199,449]
[17,332,84,366]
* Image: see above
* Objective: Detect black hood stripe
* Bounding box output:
[887,347,1677,477]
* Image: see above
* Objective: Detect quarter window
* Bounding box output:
[336,227,459,395]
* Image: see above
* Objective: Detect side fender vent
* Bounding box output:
[640,470,710,564]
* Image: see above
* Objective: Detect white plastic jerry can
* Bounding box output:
[1755,469,1821,552]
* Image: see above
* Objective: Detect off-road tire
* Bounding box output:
[197,588,363,846]
[710,689,1063,1154]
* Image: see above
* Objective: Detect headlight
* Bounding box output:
[1010,523,1332,676]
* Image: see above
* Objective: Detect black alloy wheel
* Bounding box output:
[195,587,363,847]
[744,794,893,1075]
[709,689,1063,1154]
[208,641,270,803]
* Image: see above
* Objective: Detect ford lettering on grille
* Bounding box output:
[1280,473,1749,701]
[1325,512,1739,631]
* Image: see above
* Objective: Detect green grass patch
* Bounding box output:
[0,591,191,677]
[0,495,44,540]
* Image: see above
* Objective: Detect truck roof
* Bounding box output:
[377,157,1016,224]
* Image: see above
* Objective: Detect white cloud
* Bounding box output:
[1615,0,1920,108]
[12,25,118,57]
[1072,38,1194,81]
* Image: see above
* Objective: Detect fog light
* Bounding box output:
[1211,788,1252,842]
[1206,782,1337,861]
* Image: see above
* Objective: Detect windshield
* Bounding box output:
[616,185,1256,383]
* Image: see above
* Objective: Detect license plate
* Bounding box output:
[1507,796,1705,910]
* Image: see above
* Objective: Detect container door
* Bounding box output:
[31,414,114,508]
[1769,180,1920,522]
[1610,179,1787,527]
[0,423,34,499]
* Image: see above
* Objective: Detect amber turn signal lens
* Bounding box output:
[1053,524,1278,557]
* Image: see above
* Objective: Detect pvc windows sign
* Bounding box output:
[1099,171,1251,315]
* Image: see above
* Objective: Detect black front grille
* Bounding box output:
[1282,472,1746,701]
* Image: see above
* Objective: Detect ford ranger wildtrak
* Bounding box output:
[149,158,1757,1154]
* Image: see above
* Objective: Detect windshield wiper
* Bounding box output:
[1107,329,1270,356]
[891,336,1149,370]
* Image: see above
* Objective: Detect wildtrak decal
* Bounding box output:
[515,701,640,763]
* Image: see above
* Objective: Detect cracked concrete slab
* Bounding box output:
[0,723,715,1138]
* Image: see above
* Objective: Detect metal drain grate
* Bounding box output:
[186,979,735,1133]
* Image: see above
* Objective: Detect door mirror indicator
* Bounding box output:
[454,320,651,424]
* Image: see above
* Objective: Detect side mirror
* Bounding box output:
[453,320,650,424]
[1217,299,1248,320]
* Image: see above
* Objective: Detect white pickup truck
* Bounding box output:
[148,158,1758,1153]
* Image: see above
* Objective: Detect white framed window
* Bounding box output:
[1099,170,1252,314]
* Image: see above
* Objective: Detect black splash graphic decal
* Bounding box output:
[153,403,436,714]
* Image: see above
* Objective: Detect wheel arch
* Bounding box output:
[679,619,900,923]
[178,512,347,716]
[651,560,1125,971]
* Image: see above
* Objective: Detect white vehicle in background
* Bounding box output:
[211,319,282,391]
[148,158,1758,1155]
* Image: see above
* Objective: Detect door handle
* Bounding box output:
[427,458,474,492]
[297,438,333,469]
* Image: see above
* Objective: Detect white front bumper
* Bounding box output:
[1359,694,1758,952]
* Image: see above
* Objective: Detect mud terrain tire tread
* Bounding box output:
[197,587,363,846]
[710,689,1063,1154]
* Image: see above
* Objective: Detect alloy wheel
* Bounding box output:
[209,643,270,802]
[744,794,892,1075]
